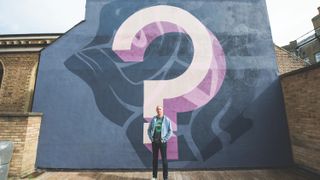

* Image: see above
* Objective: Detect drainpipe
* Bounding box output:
[0,141,14,180]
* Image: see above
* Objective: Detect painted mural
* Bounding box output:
[33,0,292,169]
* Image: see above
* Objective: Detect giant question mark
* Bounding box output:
[112,5,226,160]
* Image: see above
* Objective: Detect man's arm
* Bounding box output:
[163,118,173,142]
[147,119,153,142]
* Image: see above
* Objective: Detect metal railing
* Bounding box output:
[296,27,320,48]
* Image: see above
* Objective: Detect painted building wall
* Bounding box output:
[33,0,292,169]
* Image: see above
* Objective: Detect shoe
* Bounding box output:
[151,178,157,180]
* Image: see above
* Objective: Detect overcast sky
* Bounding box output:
[0,0,319,46]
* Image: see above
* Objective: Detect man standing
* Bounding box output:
[148,105,173,180]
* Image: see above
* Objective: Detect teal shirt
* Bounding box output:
[155,117,163,133]
[153,117,163,142]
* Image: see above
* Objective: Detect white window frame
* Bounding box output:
[315,52,320,63]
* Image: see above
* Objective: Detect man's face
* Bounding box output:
[156,106,163,117]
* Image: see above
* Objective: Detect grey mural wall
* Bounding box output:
[33,0,293,169]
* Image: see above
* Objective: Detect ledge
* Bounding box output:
[0,33,61,52]
[0,112,43,117]
[280,62,320,78]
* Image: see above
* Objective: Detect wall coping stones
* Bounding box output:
[280,62,320,78]
[0,112,43,117]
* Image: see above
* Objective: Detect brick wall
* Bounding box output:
[275,45,305,75]
[0,52,39,112]
[280,63,320,173]
[0,113,42,177]
[0,35,57,178]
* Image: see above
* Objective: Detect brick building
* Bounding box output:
[280,63,320,174]
[274,45,305,74]
[283,7,320,64]
[0,34,60,177]
[0,34,61,112]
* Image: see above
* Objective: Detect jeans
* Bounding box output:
[152,141,168,179]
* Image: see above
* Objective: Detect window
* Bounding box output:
[315,52,320,63]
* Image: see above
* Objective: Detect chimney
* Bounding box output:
[289,40,297,48]
[312,7,320,30]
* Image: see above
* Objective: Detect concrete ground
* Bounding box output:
[12,167,320,180]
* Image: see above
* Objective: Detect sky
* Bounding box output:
[0,0,319,46]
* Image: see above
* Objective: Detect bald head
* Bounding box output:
[156,105,163,117]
